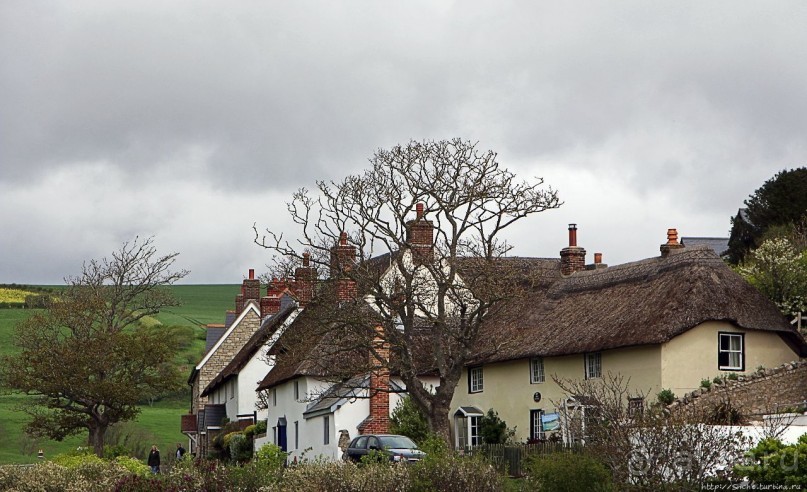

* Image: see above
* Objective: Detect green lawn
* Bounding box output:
[153,284,240,327]
[0,309,36,357]
[0,284,239,464]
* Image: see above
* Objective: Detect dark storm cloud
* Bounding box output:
[2,1,807,282]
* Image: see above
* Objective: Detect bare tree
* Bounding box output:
[0,237,188,456]
[553,374,751,489]
[255,139,560,441]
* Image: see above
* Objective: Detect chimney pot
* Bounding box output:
[594,253,602,264]
[660,228,685,257]
[339,232,347,246]
[248,268,255,280]
[667,228,679,245]
[302,252,310,267]
[416,203,424,219]
[568,224,578,247]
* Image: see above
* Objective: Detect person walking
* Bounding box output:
[176,442,186,460]
[148,445,161,474]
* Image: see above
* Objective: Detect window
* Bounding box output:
[323,416,330,445]
[719,333,744,370]
[530,409,545,441]
[294,380,299,401]
[294,421,299,449]
[229,380,235,400]
[469,416,481,446]
[530,358,545,384]
[628,398,644,418]
[454,407,484,449]
[468,366,483,393]
[272,388,277,406]
[584,352,602,379]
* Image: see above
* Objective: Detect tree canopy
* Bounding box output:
[728,168,807,264]
[255,138,560,442]
[0,237,188,456]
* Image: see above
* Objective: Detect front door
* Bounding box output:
[278,424,287,452]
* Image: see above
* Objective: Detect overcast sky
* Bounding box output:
[2,1,807,284]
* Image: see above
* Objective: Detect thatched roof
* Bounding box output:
[474,245,806,363]
[256,297,376,391]
[258,244,806,390]
[201,305,296,397]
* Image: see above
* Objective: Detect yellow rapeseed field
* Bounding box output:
[0,288,35,303]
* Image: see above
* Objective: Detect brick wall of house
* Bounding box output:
[669,360,807,417]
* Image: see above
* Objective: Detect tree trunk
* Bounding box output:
[428,396,453,447]
[88,423,107,457]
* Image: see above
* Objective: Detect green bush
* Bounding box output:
[229,433,253,463]
[524,451,613,492]
[410,450,503,492]
[700,378,712,390]
[390,395,430,444]
[51,449,106,468]
[255,420,267,435]
[656,389,675,405]
[244,424,257,438]
[114,455,150,476]
[255,442,288,469]
[0,459,133,492]
[263,460,411,492]
[480,409,515,444]
[734,434,807,487]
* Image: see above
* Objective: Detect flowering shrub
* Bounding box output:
[263,460,411,492]
[0,447,503,492]
[0,460,131,492]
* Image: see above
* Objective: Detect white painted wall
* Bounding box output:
[255,375,441,461]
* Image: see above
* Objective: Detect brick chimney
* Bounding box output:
[260,278,282,319]
[293,252,316,306]
[244,268,260,301]
[235,285,245,314]
[330,233,357,301]
[358,325,390,435]
[586,252,608,270]
[560,224,586,275]
[406,203,434,263]
[235,269,261,313]
[660,228,685,257]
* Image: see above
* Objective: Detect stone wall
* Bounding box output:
[668,360,807,417]
[192,304,262,413]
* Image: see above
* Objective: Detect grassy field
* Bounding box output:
[0,284,239,464]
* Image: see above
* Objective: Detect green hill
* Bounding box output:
[0,284,239,464]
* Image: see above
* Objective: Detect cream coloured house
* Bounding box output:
[450,228,806,446]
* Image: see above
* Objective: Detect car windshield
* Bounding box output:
[378,436,417,449]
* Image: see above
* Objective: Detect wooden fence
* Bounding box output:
[464,442,581,477]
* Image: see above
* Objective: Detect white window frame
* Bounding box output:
[718,332,744,371]
[530,409,545,441]
[454,407,484,449]
[469,366,483,393]
[294,380,299,401]
[469,415,481,446]
[323,415,330,445]
[584,352,602,379]
[273,388,277,406]
[530,357,545,384]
